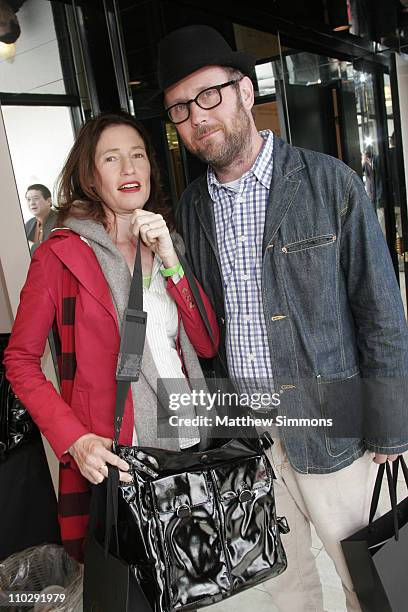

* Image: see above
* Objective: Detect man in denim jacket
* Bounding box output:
[158,25,408,611]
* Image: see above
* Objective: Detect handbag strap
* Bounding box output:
[106,240,221,554]
[113,238,145,447]
[113,241,221,446]
[105,465,120,557]
[369,458,400,541]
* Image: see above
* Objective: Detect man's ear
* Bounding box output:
[239,76,255,111]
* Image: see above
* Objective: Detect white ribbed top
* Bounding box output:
[133,255,199,449]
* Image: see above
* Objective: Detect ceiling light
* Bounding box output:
[0,42,16,62]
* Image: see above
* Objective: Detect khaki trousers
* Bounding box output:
[263,439,377,612]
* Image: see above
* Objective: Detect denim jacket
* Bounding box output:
[176,136,408,474]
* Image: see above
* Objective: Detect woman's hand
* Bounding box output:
[68,433,132,485]
[130,209,179,268]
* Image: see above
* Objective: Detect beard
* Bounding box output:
[187,97,252,171]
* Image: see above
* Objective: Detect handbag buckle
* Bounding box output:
[239,489,253,503]
[277,516,290,534]
[259,431,274,451]
[116,308,147,382]
[177,504,191,518]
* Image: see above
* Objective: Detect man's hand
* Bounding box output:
[69,433,132,485]
[373,453,398,464]
[130,209,179,268]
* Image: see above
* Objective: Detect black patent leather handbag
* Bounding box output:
[0,334,38,461]
[83,243,289,612]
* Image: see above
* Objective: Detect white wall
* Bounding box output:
[0,261,13,334]
[0,105,59,491]
[0,0,64,94]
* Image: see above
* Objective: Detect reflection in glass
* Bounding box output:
[353,69,386,235]
[1,105,74,249]
[165,122,186,202]
[255,63,276,97]
[383,74,406,313]
[275,43,398,270]
[24,184,58,253]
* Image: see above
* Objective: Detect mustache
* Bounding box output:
[193,123,224,140]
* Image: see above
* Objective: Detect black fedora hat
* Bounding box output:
[157,25,255,92]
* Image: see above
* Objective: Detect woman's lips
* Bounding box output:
[118,182,141,193]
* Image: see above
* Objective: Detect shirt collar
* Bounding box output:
[207,129,274,200]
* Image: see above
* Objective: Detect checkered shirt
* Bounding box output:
[208,130,275,397]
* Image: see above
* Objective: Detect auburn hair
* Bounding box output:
[56,112,174,230]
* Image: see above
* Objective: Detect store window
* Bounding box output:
[1,106,75,221]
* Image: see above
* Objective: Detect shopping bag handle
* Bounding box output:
[369,457,400,541]
[104,465,120,558]
[87,473,120,558]
[392,454,408,490]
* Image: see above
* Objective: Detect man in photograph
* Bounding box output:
[25,183,57,252]
[157,25,408,611]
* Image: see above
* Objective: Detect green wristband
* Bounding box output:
[160,262,184,278]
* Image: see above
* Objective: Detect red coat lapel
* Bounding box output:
[49,231,118,326]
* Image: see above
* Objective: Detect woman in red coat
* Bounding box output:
[4,112,219,561]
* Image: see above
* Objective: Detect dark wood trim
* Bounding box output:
[0,93,80,106]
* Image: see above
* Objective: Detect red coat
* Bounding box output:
[4,230,219,559]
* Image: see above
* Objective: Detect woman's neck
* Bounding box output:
[103,206,153,275]
[105,209,134,246]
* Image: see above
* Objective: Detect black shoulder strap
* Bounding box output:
[113,239,146,446]
[113,240,229,446]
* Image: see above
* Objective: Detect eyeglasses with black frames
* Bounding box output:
[165,78,243,125]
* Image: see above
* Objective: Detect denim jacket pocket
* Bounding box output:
[281,233,336,254]
[317,368,361,457]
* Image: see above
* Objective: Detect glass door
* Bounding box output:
[275,38,407,316]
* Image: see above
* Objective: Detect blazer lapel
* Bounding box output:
[50,233,118,326]
[262,137,305,251]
